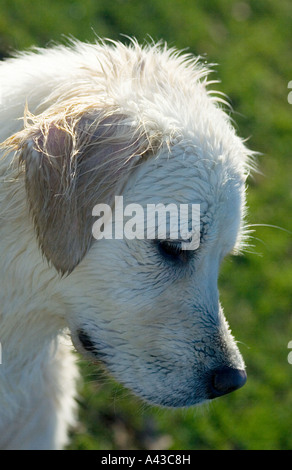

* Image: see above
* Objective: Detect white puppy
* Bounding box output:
[0,39,254,449]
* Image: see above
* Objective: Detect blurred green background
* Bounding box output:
[1,0,291,450]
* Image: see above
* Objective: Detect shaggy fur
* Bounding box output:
[0,39,254,449]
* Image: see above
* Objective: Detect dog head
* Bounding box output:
[4,41,254,406]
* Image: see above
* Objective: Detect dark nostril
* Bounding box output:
[209,367,247,399]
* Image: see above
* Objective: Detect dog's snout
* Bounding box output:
[208,367,247,399]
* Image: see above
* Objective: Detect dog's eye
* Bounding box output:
[158,240,189,263]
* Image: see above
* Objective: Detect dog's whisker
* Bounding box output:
[247,223,292,235]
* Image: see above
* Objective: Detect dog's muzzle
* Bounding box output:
[76,330,247,404]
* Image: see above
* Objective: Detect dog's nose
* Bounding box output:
[208,367,247,398]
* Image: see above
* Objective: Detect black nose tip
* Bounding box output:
[209,367,247,399]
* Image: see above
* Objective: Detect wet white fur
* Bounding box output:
[0,39,253,449]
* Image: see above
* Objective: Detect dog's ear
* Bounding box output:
[4,111,154,274]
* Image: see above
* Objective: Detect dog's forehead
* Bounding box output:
[127,142,245,206]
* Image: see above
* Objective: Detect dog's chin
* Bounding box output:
[131,387,208,408]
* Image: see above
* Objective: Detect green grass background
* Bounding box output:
[1,0,291,450]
